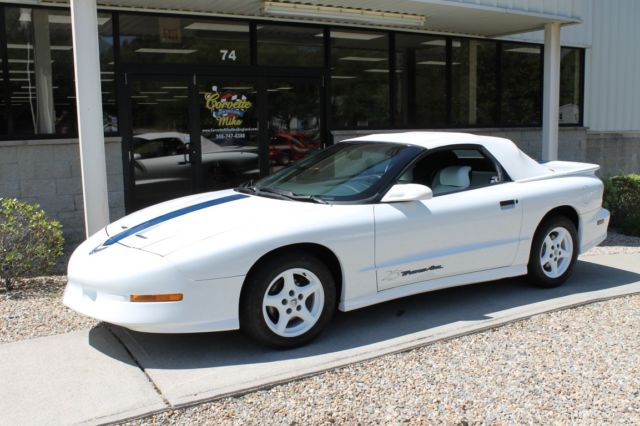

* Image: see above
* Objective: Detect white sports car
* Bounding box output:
[64,132,610,348]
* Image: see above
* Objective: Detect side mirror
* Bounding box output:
[381,183,433,203]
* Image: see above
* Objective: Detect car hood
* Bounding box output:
[103,189,320,256]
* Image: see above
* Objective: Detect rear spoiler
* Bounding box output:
[517,161,600,183]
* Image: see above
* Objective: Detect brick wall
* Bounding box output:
[0,137,125,251]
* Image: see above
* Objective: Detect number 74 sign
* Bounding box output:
[220,49,237,61]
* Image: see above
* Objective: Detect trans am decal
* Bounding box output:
[381,265,444,283]
[401,265,443,276]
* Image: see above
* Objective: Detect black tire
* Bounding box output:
[240,253,337,349]
[527,216,578,288]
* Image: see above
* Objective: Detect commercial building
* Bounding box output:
[0,0,638,247]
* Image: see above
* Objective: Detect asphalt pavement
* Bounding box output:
[1,253,639,426]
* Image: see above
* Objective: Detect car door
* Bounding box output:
[374,145,523,291]
[134,136,191,184]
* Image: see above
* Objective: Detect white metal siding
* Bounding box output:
[431,0,580,18]
[586,0,640,131]
[502,0,592,46]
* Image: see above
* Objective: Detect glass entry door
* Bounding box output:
[126,77,194,211]
[197,79,260,193]
[123,74,323,212]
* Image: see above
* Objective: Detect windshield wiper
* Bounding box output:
[235,185,328,204]
[285,193,329,205]
[259,187,330,204]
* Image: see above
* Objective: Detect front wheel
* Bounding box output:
[240,253,336,348]
[527,216,578,288]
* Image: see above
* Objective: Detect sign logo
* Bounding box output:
[203,86,253,127]
[401,265,443,277]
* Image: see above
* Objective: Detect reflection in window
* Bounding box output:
[451,39,497,126]
[559,47,582,125]
[267,80,322,174]
[2,7,113,136]
[257,25,324,67]
[330,30,389,128]
[501,43,542,126]
[0,56,5,134]
[395,34,447,127]
[99,15,117,133]
[119,15,249,65]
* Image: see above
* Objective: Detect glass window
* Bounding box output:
[451,39,497,126]
[266,79,322,174]
[330,30,389,128]
[0,56,6,135]
[99,14,117,133]
[257,25,324,67]
[402,146,501,196]
[395,34,447,127]
[119,14,249,65]
[559,47,582,125]
[253,142,421,202]
[501,42,542,126]
[5,7,75,135]
[129,78,192,210]
[2,7,113,136]
[198,79,260,192]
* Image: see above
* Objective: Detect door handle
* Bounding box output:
[499,199,518,208]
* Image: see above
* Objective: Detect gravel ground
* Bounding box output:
[584,230,640,256]
[123,294,640,425]
[0,276,97,344]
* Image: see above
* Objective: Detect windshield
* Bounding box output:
[243,142,422,203]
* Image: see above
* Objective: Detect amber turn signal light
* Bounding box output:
[130,293,183,302]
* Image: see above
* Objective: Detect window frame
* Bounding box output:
[391,143,510,198]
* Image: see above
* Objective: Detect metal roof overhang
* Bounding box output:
[31,0,580,38]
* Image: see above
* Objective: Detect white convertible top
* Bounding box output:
[344,131,554,181]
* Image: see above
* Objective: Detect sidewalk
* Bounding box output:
[1,254,640,426]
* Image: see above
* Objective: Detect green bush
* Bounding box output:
[603,174,640,236]
[0,198,64,291]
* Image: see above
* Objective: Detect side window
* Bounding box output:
[400,146,502,196]
[161,138,186,156]
[134,139,164,159]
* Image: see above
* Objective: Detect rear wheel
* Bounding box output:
[240,253,336,348]
[527,216,578,287]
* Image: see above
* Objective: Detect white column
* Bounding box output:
[542,22,561,161]
[70,0,110,237]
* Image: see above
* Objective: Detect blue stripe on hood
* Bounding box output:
[91,193,248,254]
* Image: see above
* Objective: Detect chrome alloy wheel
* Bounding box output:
[539,226,574,279]
[262,268,325,338]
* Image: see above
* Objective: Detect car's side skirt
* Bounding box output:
[339,265,527,312]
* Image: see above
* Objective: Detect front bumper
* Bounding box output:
[63,233,244,333]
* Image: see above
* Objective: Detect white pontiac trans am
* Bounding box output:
[64,132,610,348]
